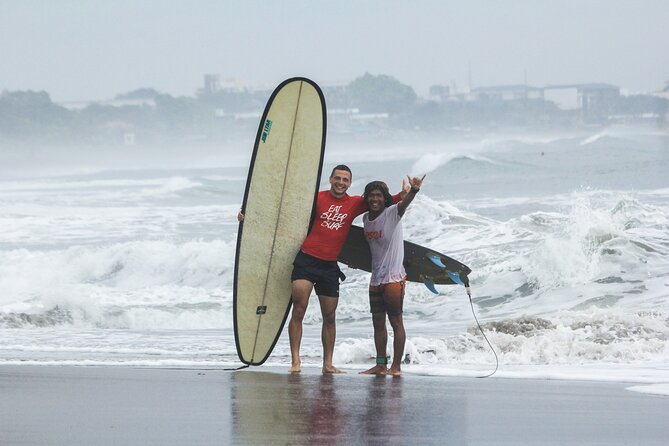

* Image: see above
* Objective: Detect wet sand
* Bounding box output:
[1,365,667,445]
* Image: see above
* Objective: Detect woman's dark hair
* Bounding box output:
[363,181,393,207]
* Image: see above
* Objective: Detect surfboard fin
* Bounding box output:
[421,276,439,294]
[447,271,465,286]
[427,254,447,269]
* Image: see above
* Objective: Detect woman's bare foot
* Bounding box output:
[289,362,301,373]
[360,365,388,375]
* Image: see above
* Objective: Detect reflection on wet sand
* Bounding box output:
[363,375,403,442]
[230,370,465,445]
[232,372,346,445]
[306,374,346,445]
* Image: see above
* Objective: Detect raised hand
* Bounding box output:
[398,174,425,216]
[406,174,426,191]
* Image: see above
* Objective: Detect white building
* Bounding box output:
[543,83,620,111]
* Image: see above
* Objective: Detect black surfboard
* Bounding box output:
[338,225,471,289]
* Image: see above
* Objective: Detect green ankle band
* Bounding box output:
[376,356,389,365]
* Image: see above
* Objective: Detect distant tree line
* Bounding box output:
[1,73,667,146]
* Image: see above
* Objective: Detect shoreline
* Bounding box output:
[2,364,668,445]
[1,361,666,388]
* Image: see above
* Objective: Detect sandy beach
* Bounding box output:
[1,365,667,445]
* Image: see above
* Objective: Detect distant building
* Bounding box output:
[651,81,669,100]
[579,84,620,120]
[544,83,620,111]
[58,97,155,110]
[199,75,246,97]
[219,77,246,91]
[203,74,220,94]
[471,85,544,101]
[321,82,350,109]
[106,98,156,108]
[428,85,450,102]
[543,86,580,110]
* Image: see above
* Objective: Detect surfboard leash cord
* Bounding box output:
[224,364,251,371]
[464,281,499,378]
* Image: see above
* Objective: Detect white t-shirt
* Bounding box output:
[362,204,406,286]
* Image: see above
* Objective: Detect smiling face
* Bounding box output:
[363,181,391,215]
[329,169,352,198]
[366,188,385,213]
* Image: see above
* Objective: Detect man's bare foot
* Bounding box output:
[289,363,301,373]
[360,365,388,375]
[387,367,401,376]
[322,364,345,374]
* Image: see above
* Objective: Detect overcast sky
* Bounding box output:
[1,0,668,102]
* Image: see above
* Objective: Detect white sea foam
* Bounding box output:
[626,383,669,396]
[0,239,236,329]
[1,131,668,384]
[580,131,608,145]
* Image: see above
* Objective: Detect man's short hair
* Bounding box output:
[330,164,352,179]
[363,181,393,207]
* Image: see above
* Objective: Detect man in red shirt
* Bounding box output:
[239,164,403,373]
[289,165,403,373]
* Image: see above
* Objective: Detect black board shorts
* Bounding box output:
[291,250,345,298]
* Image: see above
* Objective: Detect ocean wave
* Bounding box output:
[0,239,236,329]
[410,153,497,175]
[578,127,662,146]
[0,306,73,328]
[0,300,233,330]
[364,190,669,331]
[334,310,668,370]
[0,239,234,293]
[100,302,233,329]
[0,175,202,198]
[579,131,610,146]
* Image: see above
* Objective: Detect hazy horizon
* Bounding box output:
[1,1,669,102]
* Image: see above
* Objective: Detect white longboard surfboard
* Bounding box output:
[233,78,326,365]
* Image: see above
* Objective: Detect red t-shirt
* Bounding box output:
[301,190,400,261]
